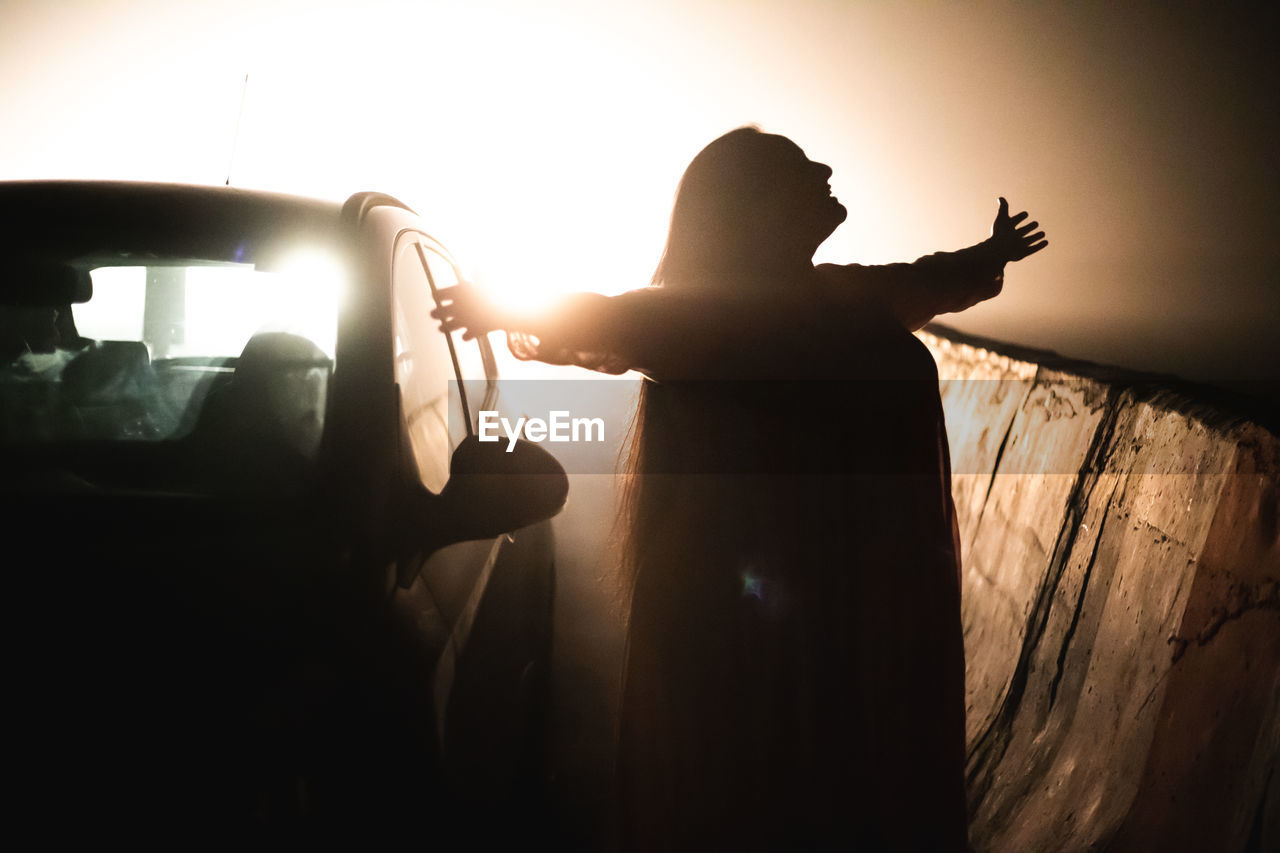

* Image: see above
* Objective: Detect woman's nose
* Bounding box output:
[814,161,833,180]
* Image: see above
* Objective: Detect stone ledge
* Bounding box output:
[919,325,1279,852]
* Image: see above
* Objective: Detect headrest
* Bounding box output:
[235,332,330,382]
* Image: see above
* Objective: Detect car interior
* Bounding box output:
[1,259,337,497]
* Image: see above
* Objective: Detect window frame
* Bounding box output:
[390,229,498,493]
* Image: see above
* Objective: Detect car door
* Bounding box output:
[386,223,500,692]
[387,219,551,726]
[389,223,558,821]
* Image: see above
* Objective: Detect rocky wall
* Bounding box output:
[919,327,1279,852]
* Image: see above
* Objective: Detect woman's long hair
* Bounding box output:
[615,126,773,603]
[652,125,772,291]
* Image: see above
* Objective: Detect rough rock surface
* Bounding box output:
[920,325,1279,852]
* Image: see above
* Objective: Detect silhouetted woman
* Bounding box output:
[433,126,1046,851]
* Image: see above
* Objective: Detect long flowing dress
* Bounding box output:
[514,248,1000,851]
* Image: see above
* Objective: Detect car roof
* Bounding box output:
[0,180,409,267]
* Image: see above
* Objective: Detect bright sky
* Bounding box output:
[2,0,1276,393]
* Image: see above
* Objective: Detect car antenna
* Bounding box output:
[225,73,249,186]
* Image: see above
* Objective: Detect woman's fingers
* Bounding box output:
[992,198,1048,261]
[430,281,508,337]
[1014,238,1048,259]
[437,322,481,340]
[433,283,467,303]
[433,304,492,337]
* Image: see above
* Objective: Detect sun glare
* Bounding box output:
[269,250,347,354]
[7,0,1064,391]
[196,3,693,318]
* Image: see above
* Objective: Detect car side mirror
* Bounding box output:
[396,435,569,587]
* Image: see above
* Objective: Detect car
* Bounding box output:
[0,180,568,840]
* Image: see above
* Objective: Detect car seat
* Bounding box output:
[61,340,160,439]
[188,332,332,495]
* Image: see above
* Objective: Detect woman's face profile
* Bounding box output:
[658,128,850,288]
[753,134,848,256]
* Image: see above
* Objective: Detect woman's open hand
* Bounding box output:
[990,197,1048,263]
[430,283,509,341]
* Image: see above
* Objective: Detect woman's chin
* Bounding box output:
[819,201,848,239]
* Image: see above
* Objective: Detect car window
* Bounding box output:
[1,258,339,451]
[392,235,458,494]
[79,263,339,361]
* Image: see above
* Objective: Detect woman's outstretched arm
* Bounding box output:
[431,286,627,370]
[430,285,796,379]
[819,197,1048,331]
